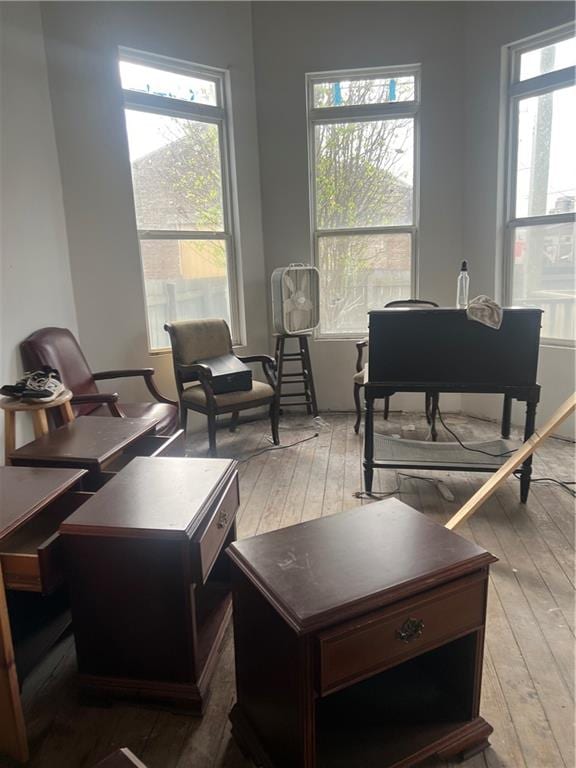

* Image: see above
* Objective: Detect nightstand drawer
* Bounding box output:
[0,491,92,593]
[192,471,239,583]
[317,573,487,695]
[123,430,185,459]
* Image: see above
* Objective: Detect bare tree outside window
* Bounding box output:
[308,68,419,336]
[120,52,240,351]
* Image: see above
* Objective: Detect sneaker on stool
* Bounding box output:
[20,370,65,403]
[0,375,30,398]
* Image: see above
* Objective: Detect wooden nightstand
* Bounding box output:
[60,456,239,712]
[227,499,497,768]
[9,416,184,489]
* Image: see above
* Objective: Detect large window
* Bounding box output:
[307,66,420,337]
[120,51,240,351]
[504,27,575,343]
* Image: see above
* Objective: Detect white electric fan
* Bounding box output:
[271,264,320,335]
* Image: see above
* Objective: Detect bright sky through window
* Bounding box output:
[119,60,217,106]
[120,52,238,351]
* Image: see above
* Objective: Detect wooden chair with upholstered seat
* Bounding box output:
[20,327,179,435]
[353,299,439,434]
[164,319,279,456]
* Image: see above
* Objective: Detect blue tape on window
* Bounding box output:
[333,82,343,106]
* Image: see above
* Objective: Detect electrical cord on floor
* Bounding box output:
[436,408,576,496]
[436,406,517,458]
[354,471,455,501]
[237,432,319,463]
[512,470,576,497]
[353,488,401,499]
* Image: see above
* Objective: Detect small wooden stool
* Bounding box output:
[274,333,318,417]
[1,390,74,463]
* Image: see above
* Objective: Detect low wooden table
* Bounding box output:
[1,390,74,463]
[8,416,183,488]
[60,456,239,712]
[227,500,497,768]
[0,466,89,764]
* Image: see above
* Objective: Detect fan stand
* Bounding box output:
[274,333,319,418]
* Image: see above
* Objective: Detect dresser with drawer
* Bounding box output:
[0,466,92,764]
[227,499,497,768]
[60,456,239,712]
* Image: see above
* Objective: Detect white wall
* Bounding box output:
[0,2,78,460]
[40,1,267,408]
[461,1,575,438]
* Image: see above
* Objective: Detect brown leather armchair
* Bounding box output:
[20,327,179,435]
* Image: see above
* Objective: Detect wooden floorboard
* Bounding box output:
[5,410,574,768]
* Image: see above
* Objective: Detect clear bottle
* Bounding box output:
[457,260,470,309]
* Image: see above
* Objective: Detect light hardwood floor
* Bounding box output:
[7,411,575,768]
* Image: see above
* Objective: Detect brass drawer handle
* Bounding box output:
[396,617,424,643]
[216,510,229,529]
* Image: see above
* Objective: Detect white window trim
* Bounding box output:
[306,65,421,340]
[119,47,244,352]
[502,24,576,347]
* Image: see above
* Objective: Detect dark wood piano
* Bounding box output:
[364,307,542,500]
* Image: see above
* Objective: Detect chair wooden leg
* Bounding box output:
[383,396,390,421]
[270,402,280,445]
[207,412,217,457]
[229,411,239,433]
[60,400,75,424]
[32,409,49,438]
[180,407,188,433]
[353,384,362,434]
[425,392,432,424]
[3,411,16,465]
[275,336,285,418]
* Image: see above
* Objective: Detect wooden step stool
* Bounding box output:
[274,333,318,417]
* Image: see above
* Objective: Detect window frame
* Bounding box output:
[119,48,243,352]
[306,64,421,340]
[502,24,576,347]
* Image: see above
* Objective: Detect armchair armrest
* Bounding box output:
[355,339,368,373]
[177,363,214,381]
[93,368,177,407]
[178,363,216,408]
[237,354,277,388]
[71,392,123,417]
[93,368,155,379]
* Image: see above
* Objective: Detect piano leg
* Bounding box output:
[364,396,374,493]
[430,393,439,442]
[501,395,512,439]
[520,400,537,503]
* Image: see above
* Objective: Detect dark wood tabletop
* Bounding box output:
[9,417,158,467]
[60,456,237,539]
[0,466,86,541]
[227,499,496,633]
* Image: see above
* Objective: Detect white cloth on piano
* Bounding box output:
[466,295,503,330]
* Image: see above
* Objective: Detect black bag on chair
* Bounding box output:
[197,353,253,394]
